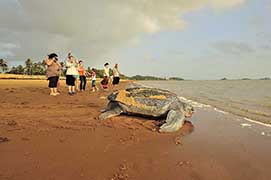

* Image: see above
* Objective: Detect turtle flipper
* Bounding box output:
[99,104,123,120]
[159,110,185,133]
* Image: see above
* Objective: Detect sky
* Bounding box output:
[0,0,270,79]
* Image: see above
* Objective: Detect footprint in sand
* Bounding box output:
[0,137,10,143]
[110,164,129,180]
[7,120,17,126]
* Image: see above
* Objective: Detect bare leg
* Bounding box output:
[53,88,58,94]
[76,79,80,91]
[57,81,61,92]
[68,86,72,93]
[50,88,55,95]
[72,86,75,93]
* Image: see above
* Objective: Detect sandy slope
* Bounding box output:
[0,80,270,180]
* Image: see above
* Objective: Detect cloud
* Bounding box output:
[0,42,20,58]
[212,41,254,56]
[0,0,246,64]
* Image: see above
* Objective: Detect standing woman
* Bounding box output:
[66,54,78,95]
[112,63,120,89]
[78,60,87,91]
[104,62,110,77]
[101,62,110,90]
[45,53,61,96]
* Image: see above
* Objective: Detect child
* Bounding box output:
[91,68,98,92]
[101,62,110,90]
[101,76,109,90]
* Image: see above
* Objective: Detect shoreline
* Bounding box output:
[178,95,271,128]
[135,81,271,128]
[0,80,271,180]
[137,80,271,126]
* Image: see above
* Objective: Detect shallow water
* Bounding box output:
[139,80,271,124]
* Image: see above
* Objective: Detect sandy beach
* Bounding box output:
[0,80,271,180]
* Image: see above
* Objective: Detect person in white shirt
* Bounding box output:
[112,63,120,89]
[101,62,110,90]
[103,62,110,77]
[66,54,79,95]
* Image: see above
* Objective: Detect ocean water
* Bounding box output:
[139,80,271,124]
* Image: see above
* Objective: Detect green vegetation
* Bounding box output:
[259,77,271,80]
[1,58,270,81]
[2,59,167,80]
[2,57,187,81]
[168,77,184,81]
[8,59,47,75]
[0,59,8,73]
[128,75,166,81]
[241,78,251,80]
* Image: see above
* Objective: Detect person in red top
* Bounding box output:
[78,60,87,91]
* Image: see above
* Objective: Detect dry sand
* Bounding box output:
[0,80,271,180]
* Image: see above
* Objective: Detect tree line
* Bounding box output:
[0,58,129,79]
[0,58,185,80]
[0,58,48,75]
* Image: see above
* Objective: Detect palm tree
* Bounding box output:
[25,58,33,75]
[31,61,46,75]
[0,59,8,73]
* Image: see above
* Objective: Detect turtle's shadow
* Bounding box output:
[176,120,194,137]
[119,114,194,136]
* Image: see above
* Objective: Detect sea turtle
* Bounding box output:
[99,87,194,132]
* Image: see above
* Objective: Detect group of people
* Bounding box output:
[45,53,121,96]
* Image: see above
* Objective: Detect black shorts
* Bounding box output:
[66,75,76,86]
[113,77,120,85]
[92,80,96,87]
[48,76,59,88]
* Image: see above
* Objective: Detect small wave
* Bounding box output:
[178,96,211,108]
[240,123,252,127]
[214,108,228,114]
[243,117,271,128]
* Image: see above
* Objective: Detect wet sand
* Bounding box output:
[0,80,271,180]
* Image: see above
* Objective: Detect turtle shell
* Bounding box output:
[109,87,179,117]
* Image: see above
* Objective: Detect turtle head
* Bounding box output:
[107,91,119,101]
[183,103,194,118]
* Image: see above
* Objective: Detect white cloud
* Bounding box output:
[0,42,20,58]
[0,0,246,64]
[212,41,255,56]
